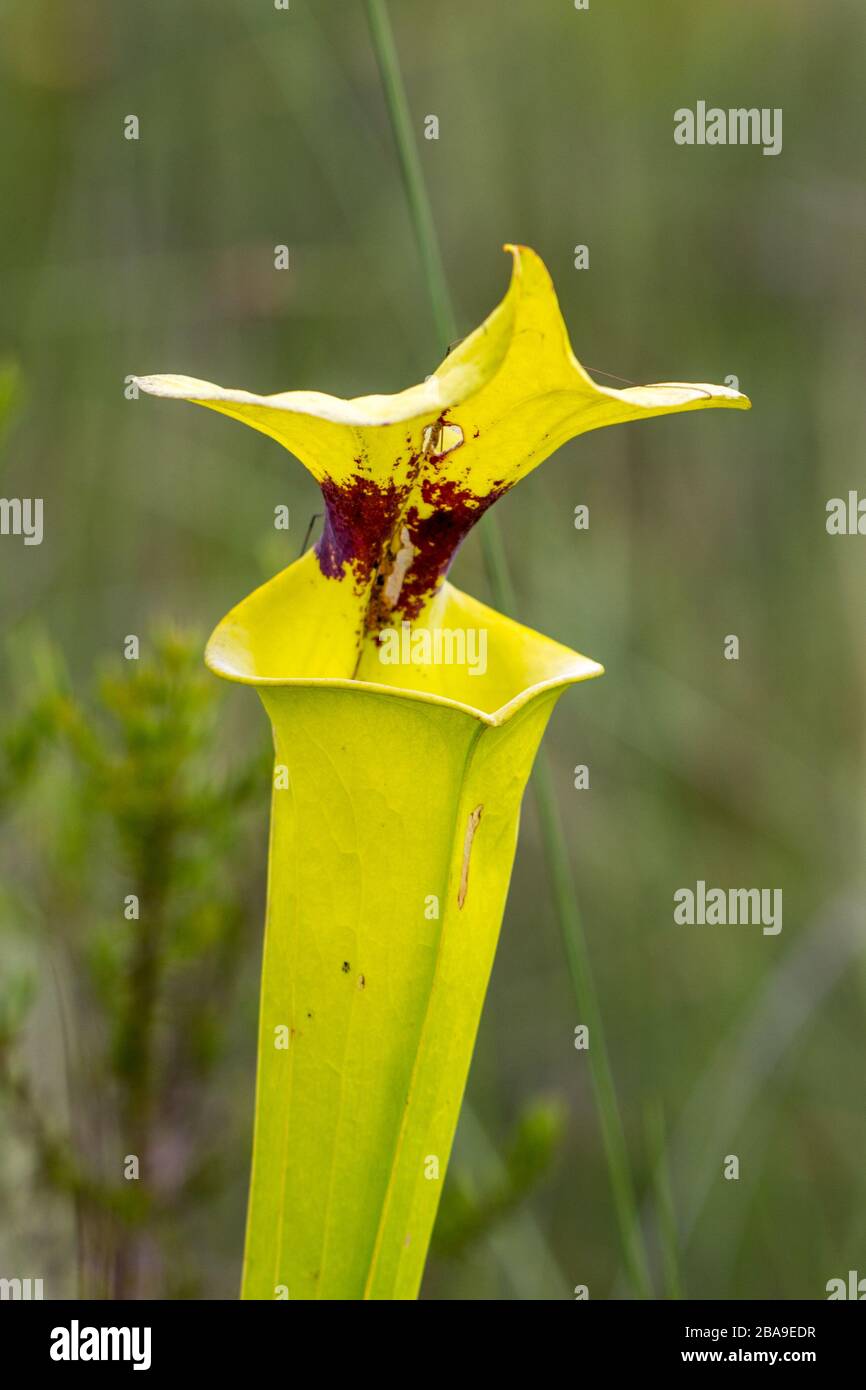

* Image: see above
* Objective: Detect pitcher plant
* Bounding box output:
[135,244,749,1299]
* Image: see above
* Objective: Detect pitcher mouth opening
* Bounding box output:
[204,557,603,728]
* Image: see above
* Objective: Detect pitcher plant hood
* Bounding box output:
[134,244,750,679]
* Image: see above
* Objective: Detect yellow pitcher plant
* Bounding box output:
[135,245,749,1300]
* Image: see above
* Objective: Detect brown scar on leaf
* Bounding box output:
[457,804,483,910]
[380,526,415,610]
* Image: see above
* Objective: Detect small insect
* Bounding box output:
[422,419,464,460]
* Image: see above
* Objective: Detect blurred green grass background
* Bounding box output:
[1,0,865,1299]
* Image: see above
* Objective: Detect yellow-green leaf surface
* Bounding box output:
[135,245,750,1300]
[218,576,600,1299]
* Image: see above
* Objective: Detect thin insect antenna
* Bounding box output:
[586,364,640,386]
[587,366,717,400]
[299,511,323,557]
